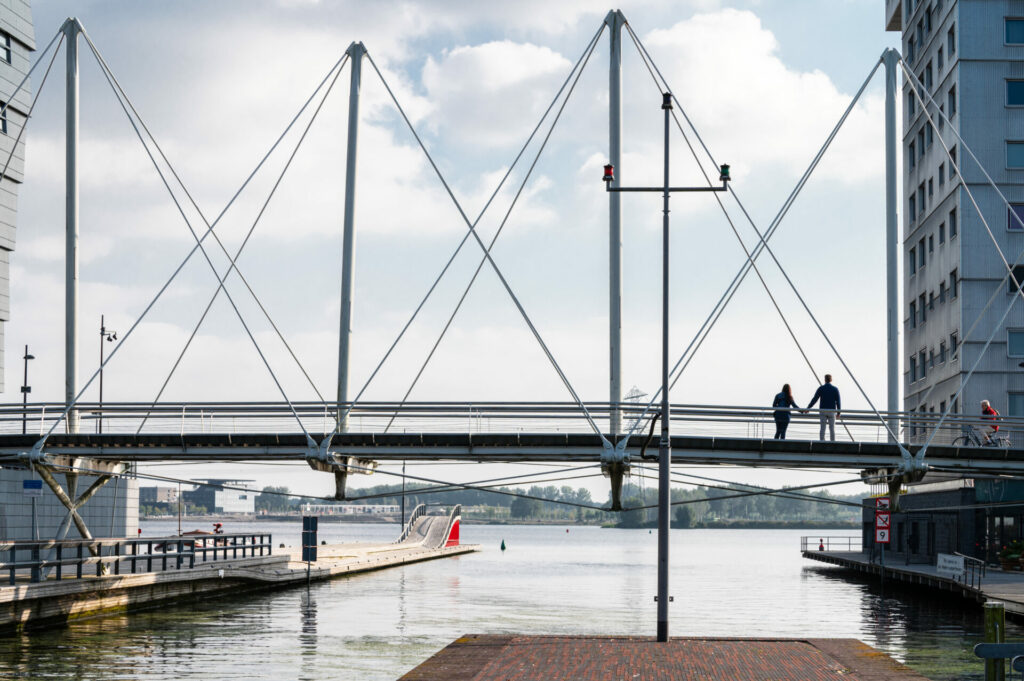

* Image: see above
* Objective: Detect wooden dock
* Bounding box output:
[399,635,933,680]
[803,550,1024,616]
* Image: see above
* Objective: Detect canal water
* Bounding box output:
[0,521,1015,680]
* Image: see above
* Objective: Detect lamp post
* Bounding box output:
[98,315,116,433]
[603,91,730,642]
[21,345,34,434]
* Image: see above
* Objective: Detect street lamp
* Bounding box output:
[99,315,117,433]
[21,345,34,434]
[603,91,730,643]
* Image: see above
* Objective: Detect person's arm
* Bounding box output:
[806,387,821,410]
[836,390,841,415]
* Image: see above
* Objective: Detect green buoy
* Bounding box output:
[500,539,506,551]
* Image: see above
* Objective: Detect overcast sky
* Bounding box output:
[11,0,899,502]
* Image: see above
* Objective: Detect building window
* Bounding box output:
[929,233,934,253]
[928,177,934,201]
[925,62,933,91]
[909,141,916,170]
[1011,265,1024,294]
[1010,204,1024,230]
[908,37,916,64]
[950,146,957,176]
[919,184,926,213]
[950,208,958,237]
[929,349,935,368]
[950,394,959,412]
[1011,393,1024,417]
[929,290,935,310]
[0,103,7,136]
[939,104,945,130]
[910,356,918,381]
[919,350,927,378]
[1008,18,1024,44]
[1010,142,1024,168]
[926,123,934,148]
[926,5,932,32]
[950,331,958,356]
[907,91,916,118]
[917,21,924,48]
[919,293,927,323]
[948,85,957,117]
[1010,330,1024,357]
[1010,81,1024,107]
[938,46,944,71]
[950,268,958,298]
[939,163,945,186]
[918,130,926,159]
[919,238,926,267]
[940,400,946,414]
[910,196,917,221]
[948,23,956,54]
[940,280,947,302]
[910,246,917,275]
[939,222,946,243]
[910,301,917,328]
[940,341,947,363]
[0,32,9,65]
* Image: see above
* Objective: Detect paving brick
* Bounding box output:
[398,635,934,681]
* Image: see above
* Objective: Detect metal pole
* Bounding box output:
[64,18,79,434]
[607,10,624,438]
[401,460,406,528]
[99,315,104,434]
[21,345,29,434]
[884,48,900,441]
[337,42,363,433]
[657,91,672,643]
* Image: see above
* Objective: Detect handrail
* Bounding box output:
[395,504,427,544]
[1,533,273,584]
[0,400,1015,445]
[437,504,461,549]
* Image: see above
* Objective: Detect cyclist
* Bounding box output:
[981,399,1000,445]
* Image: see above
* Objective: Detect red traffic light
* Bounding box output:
[603,164,614,182]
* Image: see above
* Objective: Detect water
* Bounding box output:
[0,521,1013,680]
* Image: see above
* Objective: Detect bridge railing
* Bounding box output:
[801,536,862,552]
[0,401,1019,447]
[0,533,273,584]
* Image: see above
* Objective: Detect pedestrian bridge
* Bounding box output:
[2,401,1020,475]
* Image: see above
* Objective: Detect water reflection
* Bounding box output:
[0,523,1013,681]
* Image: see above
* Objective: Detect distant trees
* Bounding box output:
[255,486,299,514]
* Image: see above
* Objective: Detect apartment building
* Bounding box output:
[887,0,1024,433]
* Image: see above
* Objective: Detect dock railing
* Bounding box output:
[800,536,862,552]
[395,504,427,544]
[0,533,273,584]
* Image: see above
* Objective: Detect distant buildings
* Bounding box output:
[886,0,1024,433]
[139,486,178,505]
[182,480,255,514]
[301,504,399,515]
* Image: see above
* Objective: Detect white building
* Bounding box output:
[886,0,1024,435]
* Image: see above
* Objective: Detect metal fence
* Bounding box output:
[801,535,862,552]
[0,533,273,584]
[2,400,1021,446]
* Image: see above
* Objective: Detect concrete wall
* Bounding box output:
[0,467,138,541]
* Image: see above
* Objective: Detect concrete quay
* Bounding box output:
[0,539,477,631]
[803,550,1024,617]
[399,635,932,680]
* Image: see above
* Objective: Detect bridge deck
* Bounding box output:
[0,431,1020,473]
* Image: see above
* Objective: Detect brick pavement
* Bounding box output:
[399,635,933,680]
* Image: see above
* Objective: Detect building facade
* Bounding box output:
[887,0,1024,438]
[140,485,178,504]
[0,1,33,391]
[183,480,256,514]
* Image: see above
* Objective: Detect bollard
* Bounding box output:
[985,601,1006,681]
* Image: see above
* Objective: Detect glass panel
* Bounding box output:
[1011,81,1024,106]
[1009,142,1024,168]
[1010,393,1024,417]
[1011,332,1024,357]
[1008,19,1024,44]
[1011,204,1024,230]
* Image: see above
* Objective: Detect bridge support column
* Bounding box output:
[338,42,364,434]
[884,48,900,442]
[64,18,81,434]
[607,10,625,438]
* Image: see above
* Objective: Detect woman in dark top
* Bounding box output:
[773,384,797,439]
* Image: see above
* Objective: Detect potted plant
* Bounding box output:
[1000,540,1024,570]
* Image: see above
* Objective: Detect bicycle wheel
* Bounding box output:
[951,436,973,447]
